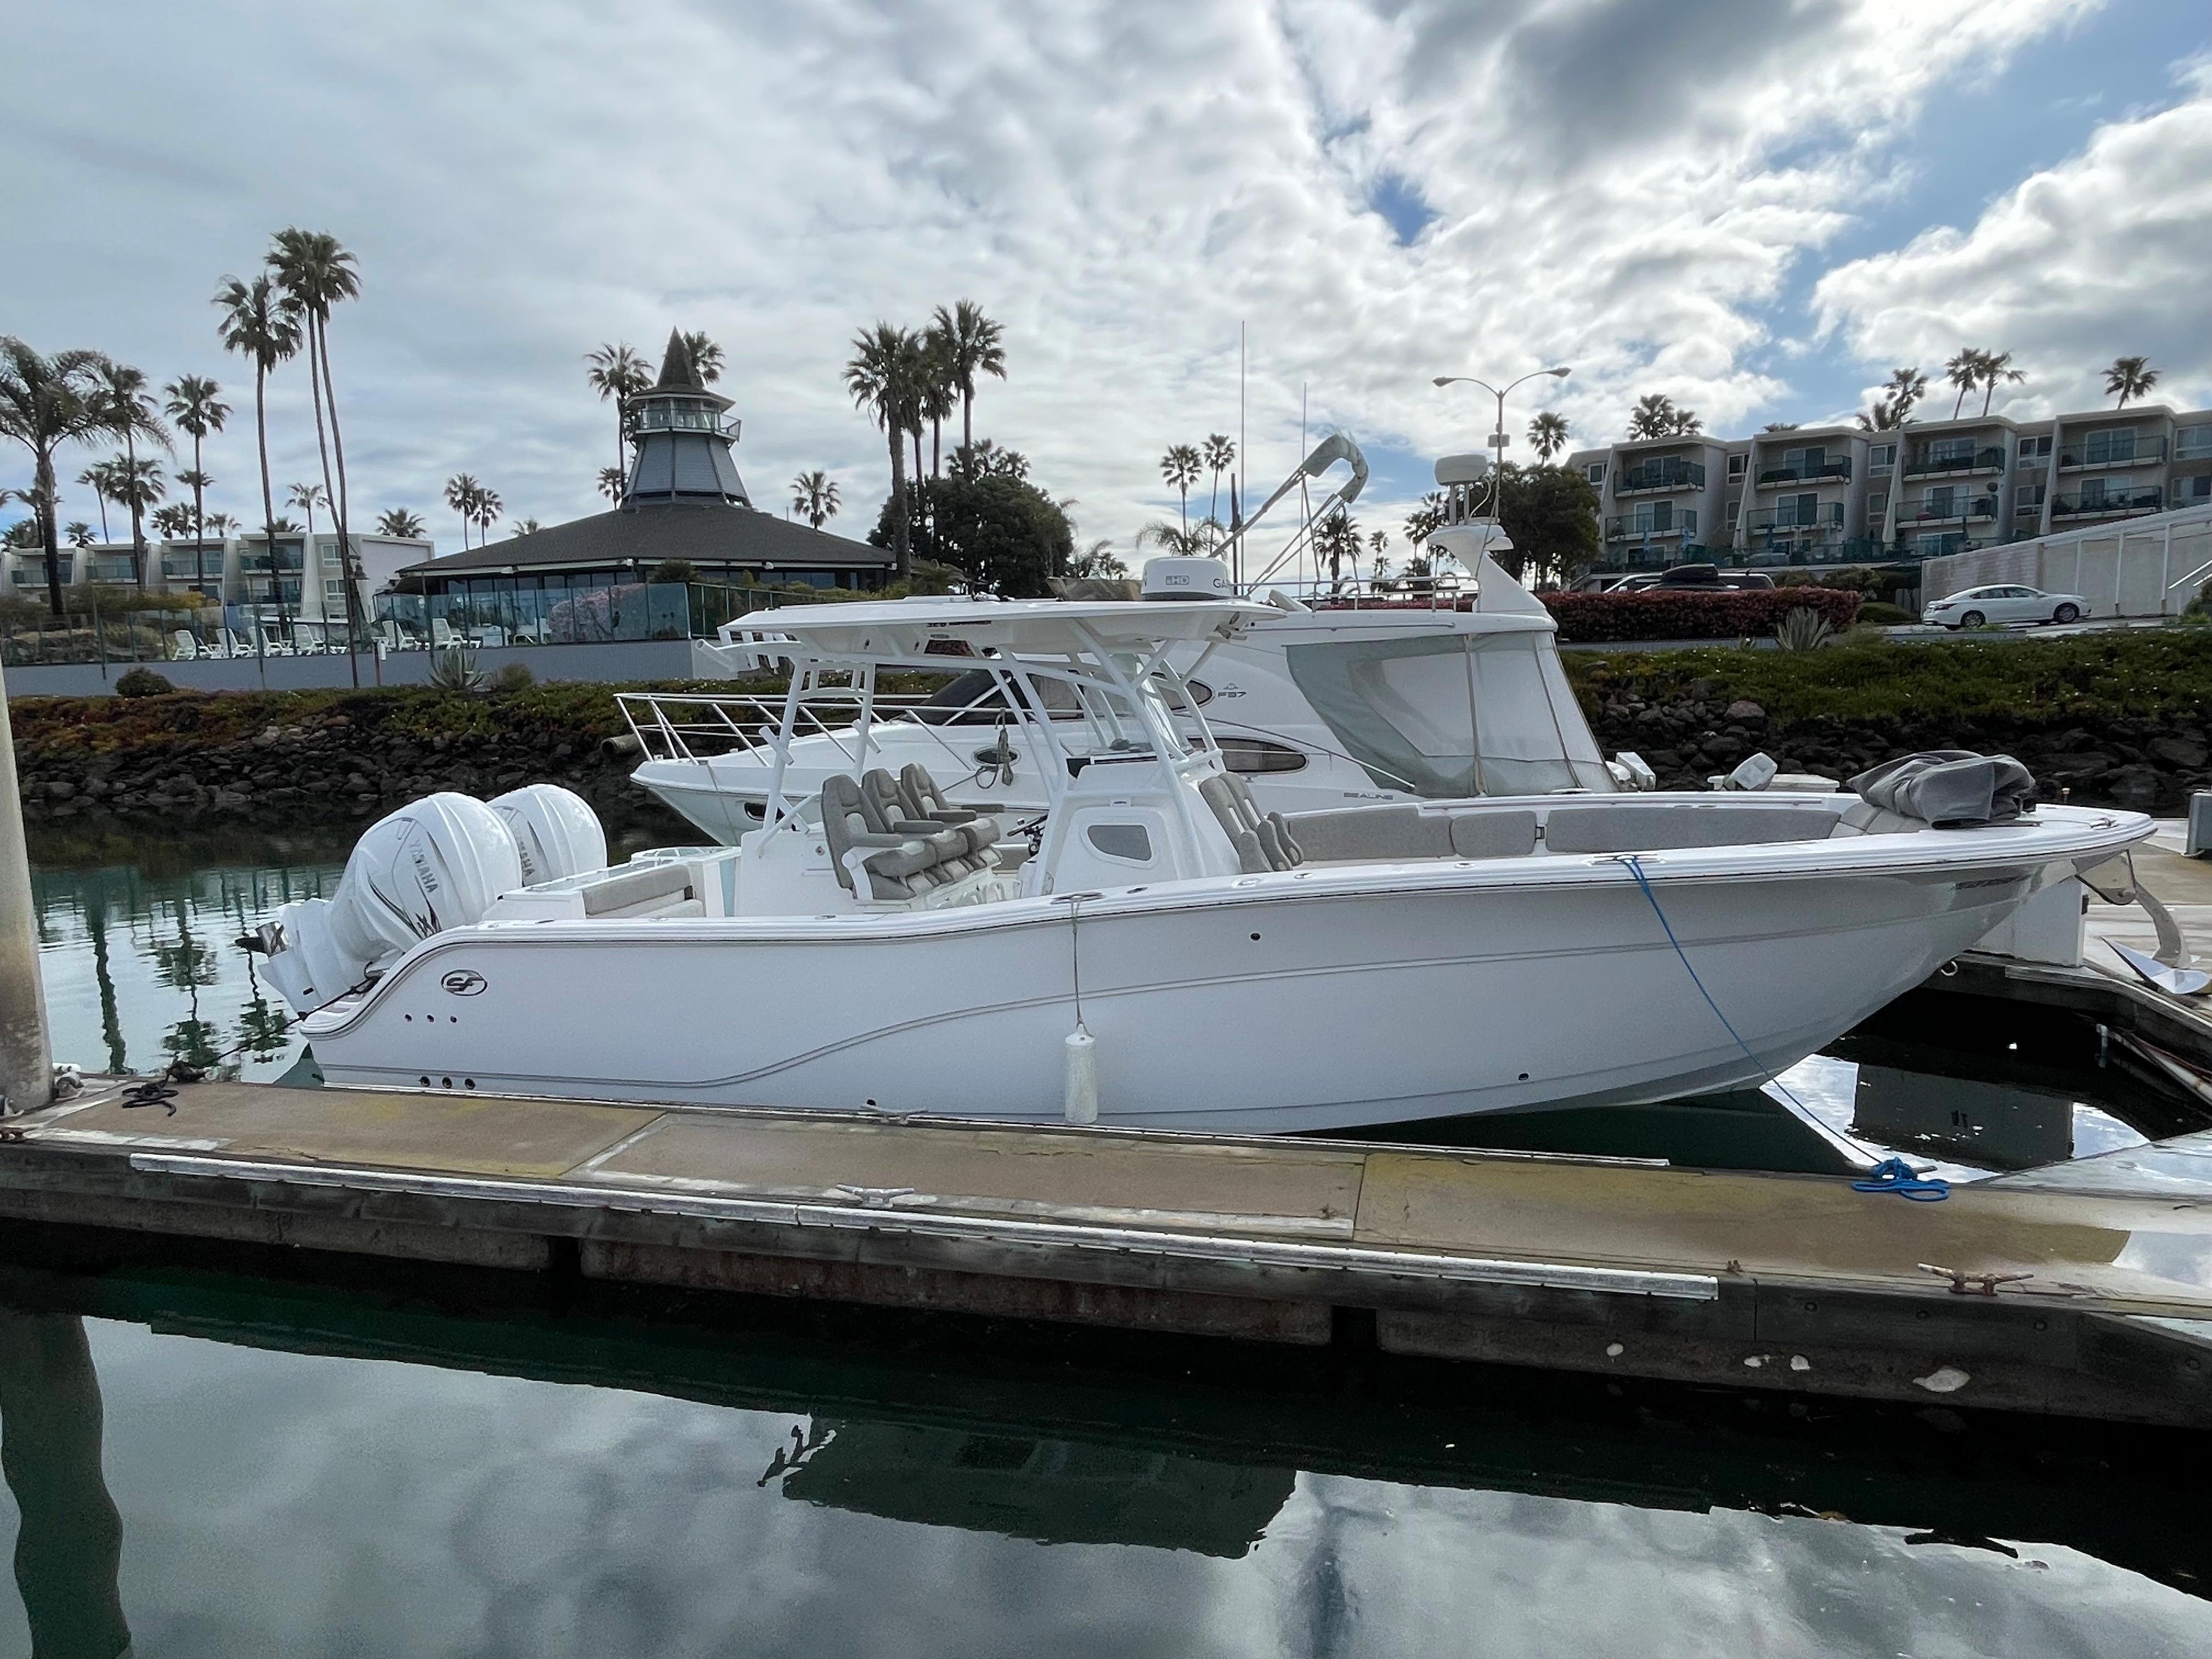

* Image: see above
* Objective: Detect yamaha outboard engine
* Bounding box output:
[488,784,606,885]
[261,792,524,1015]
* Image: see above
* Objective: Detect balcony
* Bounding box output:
[2052,486,2165,520]
[1604,508,1697,541]
[1901,495,1999,524]
[1756,458,1851,487]
[1745,503,1844,533]
[2061,436,2166,471]
[1615,459,1706,494]
[1904,445,2005,478]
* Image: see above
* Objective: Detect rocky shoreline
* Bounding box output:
[8,663,2203,844]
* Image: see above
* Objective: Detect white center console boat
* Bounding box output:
[256,594,2152,1134]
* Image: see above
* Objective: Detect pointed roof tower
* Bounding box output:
[623,330,749,507]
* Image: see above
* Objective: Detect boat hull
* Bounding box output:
[301,850,2094,1134]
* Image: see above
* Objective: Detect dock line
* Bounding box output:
[122,1152,1722,1303]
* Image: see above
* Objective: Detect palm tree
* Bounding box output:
[586,343,650,475]
[375,507,426,539]
[596,466,627,503]
[1855,365,1928,431]
[845,323,927,576]
[1625,394,1677,439]
[269,227,365,670]
[1313,508,1362,591]
[918,326,958,479]
[108,455,165,555]
[1944,347,1986,419]
[1526,411,1569,462]
[64,521,94,547]
[288,482,327,541]
[680,331,724,386]
[791,470,840,529]
[930,300,1007,452]
[76,461,116,543]
[1135,521,1216,557]
[2106,355,2159,409]
[0,340,119,613]
[150,504,194,539]
[91,360,171,585]
[165,375,227,595]
[445,475,482,549]
[1977,351,2024,416]
[1201,434,1235,521]
[1160,444,1201,529]
[215,274,304,640]
[471,486,502,546]
[203,511,238,535]
[509,517,541,538]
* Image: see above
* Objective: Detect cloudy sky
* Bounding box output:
[5,0,2210,556]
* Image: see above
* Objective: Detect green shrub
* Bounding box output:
[1855,601,1912,625]
[1540,588,1860,643]
[112,668,175,698]
[490,662,535,692]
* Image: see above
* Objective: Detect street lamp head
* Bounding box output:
[1431,377,1458,388]
[1547,366,1572,378]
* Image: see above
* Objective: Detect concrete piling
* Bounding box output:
[0,657,52,1116]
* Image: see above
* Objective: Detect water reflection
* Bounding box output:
[0,1260,2201,1657]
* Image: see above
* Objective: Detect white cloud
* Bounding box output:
[0,0,2102,558]
[1815,62,2212,417]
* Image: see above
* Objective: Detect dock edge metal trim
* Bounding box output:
[125,1153,1720,1304]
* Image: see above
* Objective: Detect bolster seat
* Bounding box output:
[1541,803,1841,854]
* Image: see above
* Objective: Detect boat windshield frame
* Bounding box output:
[753,619,1229,848]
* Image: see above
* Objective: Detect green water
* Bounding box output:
[3,836,2208,1656]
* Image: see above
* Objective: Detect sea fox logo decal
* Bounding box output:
[441,969,488,996]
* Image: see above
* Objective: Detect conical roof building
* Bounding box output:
[400,330,889,604]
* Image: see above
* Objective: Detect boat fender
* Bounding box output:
[1063,1026,1098,1124]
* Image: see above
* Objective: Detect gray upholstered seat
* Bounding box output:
[898,763,998,859]
[1541,803,1841,854]
[1199,772,1304,872]
[1280,805,1538,864]
[862,769,978,876]
[821,774,943,900]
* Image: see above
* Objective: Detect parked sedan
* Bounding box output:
[1921,584,2087,629]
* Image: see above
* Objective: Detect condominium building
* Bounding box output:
[4,531,432,632]
[1568,403,2212,572]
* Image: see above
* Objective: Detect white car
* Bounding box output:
[1921,584,2087,629]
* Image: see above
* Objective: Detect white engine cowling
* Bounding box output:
[262,792,526,1015]
[488,784,606,885]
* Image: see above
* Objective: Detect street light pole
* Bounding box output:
[1432,365,1572,513]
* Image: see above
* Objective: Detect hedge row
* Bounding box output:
[1540,587,1862,643]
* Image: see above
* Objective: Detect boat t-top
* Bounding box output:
[257,586,2149,1134]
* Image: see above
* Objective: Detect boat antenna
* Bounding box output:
[1238,321,1246,588]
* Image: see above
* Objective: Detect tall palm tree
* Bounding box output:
[471,486,502,547]
[791,470,840,529]
[375,507,426,539]
[2106,355,2159,409]
[1977,351,2024,416]
[845,323,927,576]
[150,504,194,539]
[680,331,724,385]
[174,470,213,581]
[92,360,170,586]
[215,274,304,641]
[586,343,650,476]
[64,519,95,546]
[1135,521,1216,557]
[1526,411,1569,462]
[76,461,116,543]
[918,326,958,479]
[204,511,238,535]
[596,466,627,504]
[164,374,227,593]
[930,300,1007,452]
[1159,444,1201,529]
[1944,347,1986,419]
[108,455,166,558]
[269,227,365,673]
[0,339,117,614]
[1201,433,1236,521]
[445,475,482,549]
[508,517,541,538]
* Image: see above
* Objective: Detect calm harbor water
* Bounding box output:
[4,833,2209,1656]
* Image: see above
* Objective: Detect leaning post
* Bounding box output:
[0,652,52,1116]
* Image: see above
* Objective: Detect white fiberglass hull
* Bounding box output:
[299,812,2142,1133]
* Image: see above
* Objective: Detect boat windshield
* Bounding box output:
[911,669,1084,725]
[1283,633,1613,795]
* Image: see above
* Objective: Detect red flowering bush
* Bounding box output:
[1542,587,1861,643]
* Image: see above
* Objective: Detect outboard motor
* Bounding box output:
[261,792,523,1015]
[488,784,606,885]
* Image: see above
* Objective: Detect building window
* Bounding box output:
[2015,484,2046,513]
[2018,435,2052,460]
[2178,426,2212,460]
[1724,496,1740,526]
[1585,462,1605,485]
[324,580,349,603]
[1868,443,1896,470]
[2176,473,2212,503]
[1726,453,1746,478]
[1867,492,1888,518]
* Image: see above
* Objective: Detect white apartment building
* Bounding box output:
[4,531,432,633]
[1567,404,2212,573]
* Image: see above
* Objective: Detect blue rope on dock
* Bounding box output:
[1849,1156,1951,1201]
[1614,854,1809,1113]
